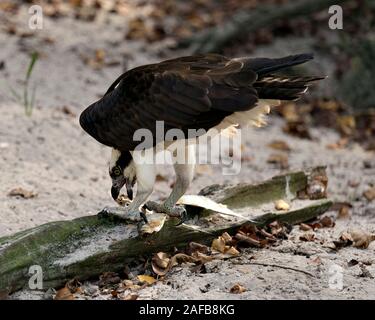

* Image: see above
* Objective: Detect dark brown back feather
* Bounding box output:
[80,53,323,151]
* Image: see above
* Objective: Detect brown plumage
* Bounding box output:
[80,53,323,151]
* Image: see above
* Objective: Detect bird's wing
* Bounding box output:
[80,54,258,151]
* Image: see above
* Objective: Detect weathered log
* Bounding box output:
[0,167,332,295]
[177,0,351,53]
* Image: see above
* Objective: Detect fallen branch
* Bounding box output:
[0,167,331,294]
[177,0,351,53]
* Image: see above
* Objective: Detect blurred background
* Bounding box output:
[0,0,374,236]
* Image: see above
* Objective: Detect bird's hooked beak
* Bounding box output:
[111,177,133,201]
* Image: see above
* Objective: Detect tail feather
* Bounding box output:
[236,53,314,76]
[254,75,325,100]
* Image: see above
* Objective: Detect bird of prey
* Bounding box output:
[80,53,323,223]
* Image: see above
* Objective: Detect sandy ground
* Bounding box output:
[1,8,375,299]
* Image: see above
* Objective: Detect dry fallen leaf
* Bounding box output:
[211,236,226,253]
[139,212,166,235]
[300,232,316,242]
[123,294,138,300]
[66,278,82,293]
[320,216,335,228]
[363,187,375,201]
[283,120,311,139]
[153,252,170,269]
[191,251,214,264]
[122,280,141,291]
[268,140,291,152]
[186,242,210,255]
[337,205,351,219]
[349,229,375,249]
[221,232,232,244]
[225,246,240,256]
[8,187,37,199]
[267,153,289,169]
[337,115,356,136]
[54,287,75,300]
[137,275,157,285]
[300,223,313,231]
[230,284,246,294]
[274,199,290,211]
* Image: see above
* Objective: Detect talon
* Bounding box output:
[175,206,188,226]
[140,207,149,224]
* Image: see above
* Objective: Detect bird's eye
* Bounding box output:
[113,166,122,176]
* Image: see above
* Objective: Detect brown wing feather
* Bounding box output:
[80,54,258,151]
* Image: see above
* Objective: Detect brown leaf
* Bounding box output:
[283,120,311,139]
[211,236,226,253]
[333,231,353,249]
[268,140,291,152]
[8,187,37,199]
[221,232,232,244]
[191,251,214,264]
[230,284,246,294]
[137,275,156,285]
[186,242,210,255]
[337,205,351,219]
[363,187,375,201]
[349,229,375,249]
[225,246,240,256]
[337,115,356,136]
[153,252,170,269]
[54,287,75,300]
[279,103,299,122]
[267,153,288,169]
[300,223,313,231]
[170,253,196,267]
[66,278,82,293]
[122,280,141,291]
[151,252,170,276]
[123,294,138,300]
[300,232,316,242]
[320,216,335,228]
[268,221,291,239]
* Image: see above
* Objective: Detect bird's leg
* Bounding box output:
[144,144,196,224]
[100,163,156,223]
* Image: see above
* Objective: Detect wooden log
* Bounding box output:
[0,167,332,295]
[177,0,351,53]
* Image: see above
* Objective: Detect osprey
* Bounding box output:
[80,53,323,223]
